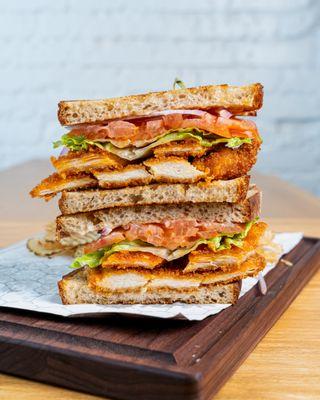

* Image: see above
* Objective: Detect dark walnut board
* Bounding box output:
[0,237,319,400]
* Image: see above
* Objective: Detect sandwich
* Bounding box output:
[29,81,278,305]
[30,83,262,199]
[57,185,271,305]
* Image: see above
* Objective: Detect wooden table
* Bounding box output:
[0,160,319,400]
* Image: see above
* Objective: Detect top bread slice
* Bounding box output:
[59,176,249,215]
[58,83,263,126]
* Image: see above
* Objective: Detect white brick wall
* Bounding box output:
[0,0,319,195]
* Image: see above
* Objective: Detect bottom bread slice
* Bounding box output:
[58,268,241,305]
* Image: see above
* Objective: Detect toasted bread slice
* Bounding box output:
[58,267,241,305]
[59,176,250,215]
[58,83,263,126]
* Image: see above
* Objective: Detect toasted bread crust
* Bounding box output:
[193,142,259,181]
[58,83,263,126]
[58,176,250,215]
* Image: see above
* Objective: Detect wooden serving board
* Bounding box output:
[0,237,319,400]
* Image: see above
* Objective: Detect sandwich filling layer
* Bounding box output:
[31,110,260,199]
[54,111,260,151]
[58,268,242,305]
[86,253,265,294]
[71,221,269,273]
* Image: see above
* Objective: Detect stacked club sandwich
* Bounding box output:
[31,82,273,305]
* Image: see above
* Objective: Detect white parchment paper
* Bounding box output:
[0,232,302,321]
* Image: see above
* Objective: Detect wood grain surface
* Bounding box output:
[0,160,320,400]
[0,238,319,400]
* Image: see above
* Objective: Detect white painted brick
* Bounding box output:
[231,0,311,12]
[0,0,70,14]
[123,0,229,12]
[5,38,312,69]
[276,2,319,39]
[316,30,320,66]
[196,12,279,40]
[275,69,320,94]
[263,91,320,119]
[0,0,319,196]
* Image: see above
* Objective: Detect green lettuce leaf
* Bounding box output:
[213,218,257,251]
[70,220,257,269]
[53,128,251,159]
[225,136,252,149]
[71,249,105,269]
[104,129,252,161]
[173,77,186,89]
[53,134,104,152]
[70,240,149,269]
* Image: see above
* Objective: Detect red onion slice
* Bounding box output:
[218,109,232,119]
[147,109,208,117]
[59,147,68,156]
[119,109,209,122]
[258,272,267,295]
[100,226,112,237]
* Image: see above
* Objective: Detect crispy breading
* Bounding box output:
[201,253,265,284]
[185,222,268,272]
[94,157,205,187]
[143,156,205,183]
[101,251,164,269]
[31,142,257,198]
[153,140,207,158]
[93,165,152,189]
[51,148,127,175]
[30,172,96,199]
[193,142,259,180]
[87,253,265,295]
[186,249,254,273]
